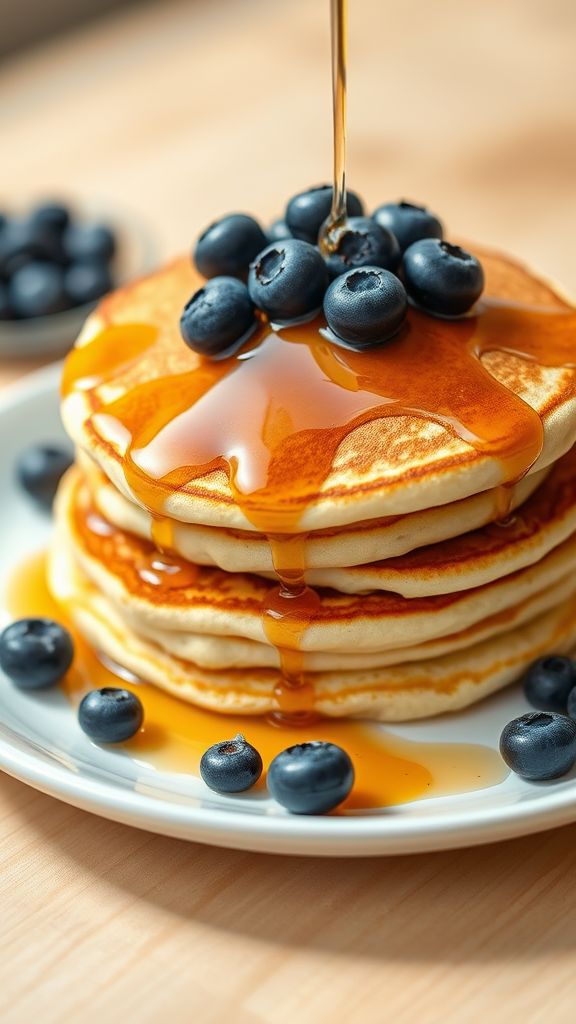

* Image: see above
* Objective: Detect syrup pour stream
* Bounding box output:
[320,0,348,251]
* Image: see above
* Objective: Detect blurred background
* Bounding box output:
[1,0,575,293]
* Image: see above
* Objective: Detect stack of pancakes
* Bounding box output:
[51,249,576,720]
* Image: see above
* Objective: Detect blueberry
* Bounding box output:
[63,223,116,264]
[78,687,144,743]
[522,655,576,713]
[30,202,71,235]
[9,262,67,318]
[324,216,400,279]
[0,618,73,690]
[500,712,576,781]
[248,239,329,322]
[372,200,443,252]
[0,281,13,319]
[194,213,268,280]
[285,185,364,244]
[267,741,354,814]
[402,239,484,317]
[16,443,72,508]
[200,733,263,793]
[0,219,57,277]
[568,689,576,721]
[267,218,292,243]
[323,266,407,348]
[65,261,113,306]
[180,276,256,357]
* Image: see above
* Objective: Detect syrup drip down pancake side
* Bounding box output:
[53,244,576,721]
[62,249,576,532]
[49,520,576,721]
[80,449,549,575]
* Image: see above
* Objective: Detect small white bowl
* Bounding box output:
[0,204,158,360]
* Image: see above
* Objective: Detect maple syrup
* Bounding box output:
[63,299,576,716]
[5,552,509,810]
[319,0,348,252]
[58,0,576,721]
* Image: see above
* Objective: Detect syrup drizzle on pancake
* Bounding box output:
[62,298,576,716]
[60,0,576,720]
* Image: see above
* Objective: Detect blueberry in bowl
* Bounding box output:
[0,199,155,359]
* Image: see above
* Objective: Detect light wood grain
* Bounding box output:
[1,1,576,1021]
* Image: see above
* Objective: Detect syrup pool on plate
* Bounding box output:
[5,551,508,812]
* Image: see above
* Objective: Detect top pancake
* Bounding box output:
[61,248,576,531]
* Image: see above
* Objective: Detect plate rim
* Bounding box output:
[1,361,576,855]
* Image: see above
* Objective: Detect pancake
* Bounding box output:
[62,249,576,532]
[81,447,548,574]
[311,443,576,595]
[48,530,576,720]
[84,444,576,596]
[57,467,576,654]
[54,241,576,724]
[98,575,576,672]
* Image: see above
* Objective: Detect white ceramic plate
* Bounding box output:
[1,364,576,856]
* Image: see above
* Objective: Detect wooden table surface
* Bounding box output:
[1,1,576,1020]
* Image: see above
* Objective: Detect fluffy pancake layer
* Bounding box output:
[50,464,576,718]
[80,445,576,597]
[58,468,576,654]
[81,448,548,581]
[49,521,576,721]
[62,249,576,531]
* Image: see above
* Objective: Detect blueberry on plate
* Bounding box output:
[0,618,74,690]
[200,733,263,793]
[78,687,144,743]
[499,712,576,781]
[16,443,72,508]
[30,201,71,235]
[323,266,407,348]
[267,218,292,243]
[522,655,576,713]
[64,261,113,306]
[63,222,116,264]
[402,238,484,317]
[267,741,354,814]
[248,238,329,322]
[9,262,68,318]
[372,200,443,252]
[194,213,268,280]
[180,276,256,357]
[324,216,400,278]
[285,185,364,244]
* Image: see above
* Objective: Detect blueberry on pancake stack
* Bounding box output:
[51,190,576,721]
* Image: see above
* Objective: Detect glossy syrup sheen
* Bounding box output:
[62,299,576,711]
[63,303,576,534]
[5,552,509,811]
